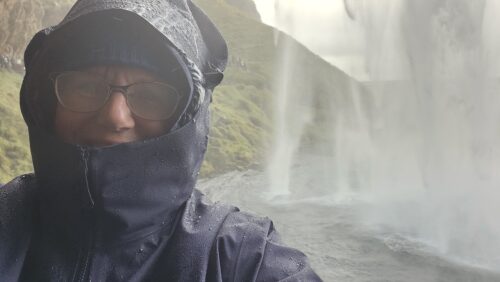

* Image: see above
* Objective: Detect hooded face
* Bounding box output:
[19,0,229,213]
[17,1,228,265]
[22,1,228,138]
[38,9,198,147]
[54,65,178,147]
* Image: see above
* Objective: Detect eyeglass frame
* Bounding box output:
[49,71,182,121]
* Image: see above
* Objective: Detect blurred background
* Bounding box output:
[2,0,500,281]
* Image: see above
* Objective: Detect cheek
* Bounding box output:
[54,104,175,144]
[135,118,174,138]
[54,105,93,143]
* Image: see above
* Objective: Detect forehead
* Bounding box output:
[82,65,162,82]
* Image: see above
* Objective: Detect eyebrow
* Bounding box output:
[85,68,162,84]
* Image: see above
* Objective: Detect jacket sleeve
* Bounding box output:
[209,211,323,282]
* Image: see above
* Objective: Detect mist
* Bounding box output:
[254,0,500,81]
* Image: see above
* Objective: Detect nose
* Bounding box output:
[96,91,135,132]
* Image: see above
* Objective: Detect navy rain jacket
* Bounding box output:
[0,0,322,281]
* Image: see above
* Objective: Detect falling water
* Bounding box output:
[351,0,500,270]
[266,0,314,197]
[263,0,500,274]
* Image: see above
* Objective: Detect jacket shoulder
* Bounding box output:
[213,211,323,282]
[0,173,37,232]
[0,174,37,279]
[0,174,37,207]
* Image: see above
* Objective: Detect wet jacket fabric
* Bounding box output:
[0,0,322,281]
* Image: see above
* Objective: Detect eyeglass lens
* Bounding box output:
[54,71,180,120]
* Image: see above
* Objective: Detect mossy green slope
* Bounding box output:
[194,0,278,175]
[0,70,31,183]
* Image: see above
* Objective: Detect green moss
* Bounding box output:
[0,70,32,183]
[201,83,272,176]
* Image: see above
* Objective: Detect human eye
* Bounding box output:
[131,84,165,104]
[65,74,103,99]
[73,83,98,97]
[140,90,164,110]
[127,83,178,119]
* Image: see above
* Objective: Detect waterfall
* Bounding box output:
[262,0,500,271]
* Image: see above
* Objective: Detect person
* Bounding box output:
[0,0,322,281]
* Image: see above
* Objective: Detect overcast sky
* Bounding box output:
[252,0,500,81]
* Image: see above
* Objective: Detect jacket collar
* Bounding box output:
[30,98,210,246]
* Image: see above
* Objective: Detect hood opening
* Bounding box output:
[21,10,196,139]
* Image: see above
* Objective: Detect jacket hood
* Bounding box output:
[20,0,228,245]
[22,0,228,130]
[58,0,228,74]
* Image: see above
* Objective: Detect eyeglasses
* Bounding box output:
[53,71,181,121]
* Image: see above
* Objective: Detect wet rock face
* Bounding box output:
[41,1,74,28]
[0,0,72,69]
[0,0,44,60]
[225,0,261,21]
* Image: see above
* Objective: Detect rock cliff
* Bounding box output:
[0,0,72,69]
[225,0,261,21]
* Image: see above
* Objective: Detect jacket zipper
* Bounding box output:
[73,148,95,282]
[74,220,94,282]
[81,228,94,282]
